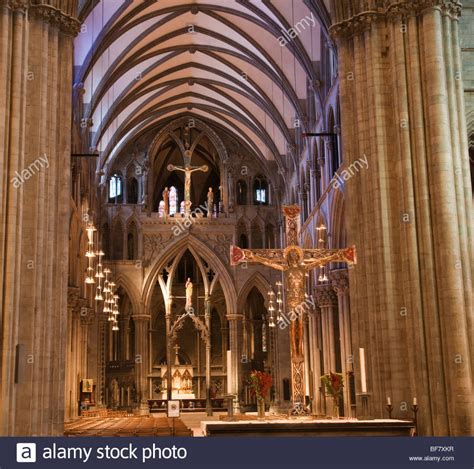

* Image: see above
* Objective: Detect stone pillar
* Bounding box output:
[165,297,173,401]
[331,269,352,418]
[227,314,243,412]
[331,0,473,435]
[315,284,338,415]
[308,306,323,415]
[133,311,150,414]
[204,299,213,416]
[96,314,107,407]
[0,0,80,435]
[323,138,333,185]
[221,323,229,365]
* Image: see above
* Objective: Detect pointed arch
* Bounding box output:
[111,218,125,260]
[237,272,271,313]
[142,234,237,317]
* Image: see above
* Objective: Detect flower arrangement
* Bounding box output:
[321,371,344,397]
[321,372,344,418]
[247,370,273,401]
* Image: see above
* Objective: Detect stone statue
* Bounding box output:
[227,168,234,210]
[162,187,169,216]
[207,187,214,217]
[185,278,193,313]
[111,378,119,408]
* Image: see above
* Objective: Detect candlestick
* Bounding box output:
[227,351,233,394]
[411,403,419,436]
[359,348,367,393]
[385,403,393,419]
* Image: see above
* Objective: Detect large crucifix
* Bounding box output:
[230,205,356,414]
[167,129,208,217]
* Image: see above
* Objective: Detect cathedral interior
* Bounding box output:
[0,0,473,437]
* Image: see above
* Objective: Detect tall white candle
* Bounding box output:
[359,347,367,393]
[227,350,233,394]
[387,397,391,406]
[413,397,417,406]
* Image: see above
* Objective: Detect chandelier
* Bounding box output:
[84,222,120,331]
[267,281,284,328]
[316,224,329,283]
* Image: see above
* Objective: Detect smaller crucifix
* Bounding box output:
[167,148,208,217]
[173,343,180,366]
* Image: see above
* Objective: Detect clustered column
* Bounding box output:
[331,0,473,434]
[0,0,80,435]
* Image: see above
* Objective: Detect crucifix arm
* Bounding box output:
[189,165,208,173]
[230,246,287,271]
[167,164,185,173]
[302,246,357,270]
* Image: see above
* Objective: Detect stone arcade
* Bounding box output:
[0,0,472,437]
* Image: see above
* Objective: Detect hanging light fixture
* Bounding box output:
[316,224,329,283]
[267,290,276,328]
[83,221,120,330]
[276,281,283,321]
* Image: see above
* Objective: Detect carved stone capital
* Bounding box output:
[29,3,81,36]
[132,314,151,323]
[330,269,349,295]
[386,0,461,19]
[330,11,381,40]
[80,307,95,326]
[1,0,27,12]
[67,286,88,316]
[330,1,461,40]
[314,285,338,307]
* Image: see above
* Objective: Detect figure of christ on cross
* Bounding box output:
[230,205,356,414]
[167,150,208,217]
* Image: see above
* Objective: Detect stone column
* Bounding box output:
[308,306,323,415]
[96,313,108,407]
[65,288,80,421]
[204,299,213,416]
[315,284,338,415]
[0,0,80,436]
[331,0,473,435]
[331,269,352,418]
[133,311,150,414]
[323,138,333,185]
[165,297,173,401]
[227,314,243,412]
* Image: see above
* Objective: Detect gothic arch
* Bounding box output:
[148,116,228,167]
[113,274,140,317]
[237,272,271,314]
[142,234,237,317]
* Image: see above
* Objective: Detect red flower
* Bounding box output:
[248,370,273,400]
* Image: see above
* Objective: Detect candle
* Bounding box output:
[387,397,391,406]
[227,350,233,393]
[359,347,367,393]
[413,397,417,406]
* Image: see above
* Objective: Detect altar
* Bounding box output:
[201,417,415,437]
[160,365,195,400]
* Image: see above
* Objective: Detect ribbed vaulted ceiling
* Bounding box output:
[75,0,331,170]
